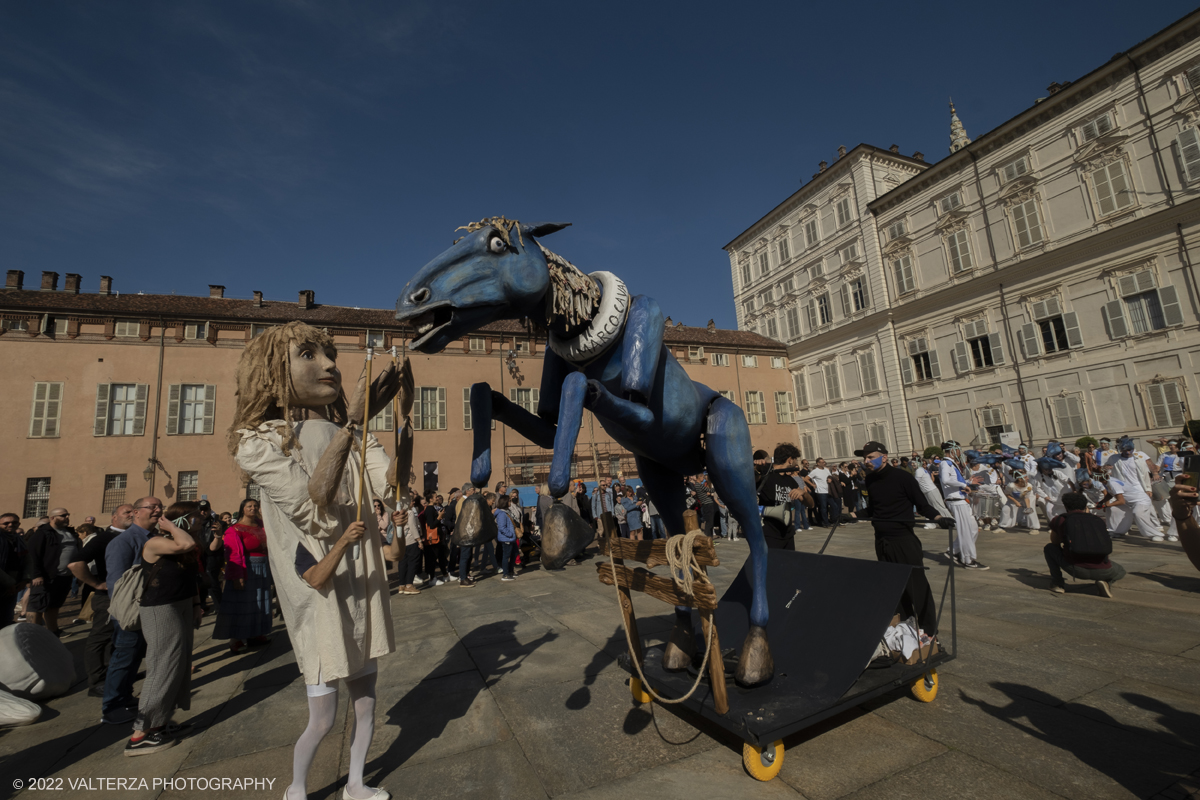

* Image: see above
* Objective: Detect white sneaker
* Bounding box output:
[1167,535,1179,542]
[434,578,445,586]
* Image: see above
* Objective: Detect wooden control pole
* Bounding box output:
[355,348,373,522]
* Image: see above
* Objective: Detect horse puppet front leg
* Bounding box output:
[467,382,556,488]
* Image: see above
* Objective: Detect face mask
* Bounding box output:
[868,455,885,470]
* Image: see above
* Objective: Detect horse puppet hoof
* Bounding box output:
[661,617,695,672]
[540,503,593,570]
[734,625,774,688]
[451,494,498,548]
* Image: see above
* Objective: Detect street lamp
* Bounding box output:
[143,460,156,482]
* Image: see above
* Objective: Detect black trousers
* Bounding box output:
[205,563,224,607]
[424,539,449,577]
[699,504,718,537]
[84,593,114,689]
[762,519,796,550]
[398,543,422,585]
[874,532,937,635]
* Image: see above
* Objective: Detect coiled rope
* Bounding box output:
[608,529,717,705]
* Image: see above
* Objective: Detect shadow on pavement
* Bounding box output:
[1131,571,1200,593]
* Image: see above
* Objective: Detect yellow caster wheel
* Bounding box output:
[912,669,938,702]
[743,739,784,781]
[629,677,652,704]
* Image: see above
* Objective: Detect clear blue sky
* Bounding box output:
[2,1,1196,329]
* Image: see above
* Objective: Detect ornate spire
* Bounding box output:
[949,98,971,153]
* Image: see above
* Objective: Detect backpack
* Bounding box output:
[108,560,161,631]
[1063,513,1112,558]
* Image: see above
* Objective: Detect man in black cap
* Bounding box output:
[757,443,809,549]
[858,441,947,636]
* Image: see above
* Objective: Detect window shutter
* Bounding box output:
[1158,285,1185,326]
[509,388,517,403]
[437,387,447,430]
[1052,397,1069,433]
[532,388,541,418]
[805,301,816,332]
[132,384,148,436]
[928,348,942,379]
[1117,275,1138,296]
[839,284,850,317]
[1163,381,1184,425]
[1103,300,1128,339]
[412,390,423,431]
[1062,312,1083,348]
[40,382,62,438]
[988,332,1005,364]
[900,356,914,385]
[30,382,46,438]
[794,372,808,408]
[463,388,472,429]
[203,384,216,434]
[1020,323,1040,358]
[953,341,970,374]
[166,384,180,435]
[1146,383,1167,427]
[1179,128,1200,182]
[1031,300,1049,320]
[94,384,110,436]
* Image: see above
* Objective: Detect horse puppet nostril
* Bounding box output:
[411,288,430,305]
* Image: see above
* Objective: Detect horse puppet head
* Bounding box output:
[395,217,576,353]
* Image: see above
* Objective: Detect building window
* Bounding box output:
[101,474,127,513]
[718,390,734,402]
[2,318,29,331]
[947,229,973,273]
[515,340,530,353]
[744,391,766,424]
[688,346,705,361]
[1051,394,1087,438]
[805,219,819,248]
[858,350,879,393]
[867,422,887,449]
[766,316,779,340]
[1011,198,1044,248]
[759,289,774,309]
[839,242,859,265]
[52,317,68,336]
[1091,160,1133,217]
[892,254,915,295]
[919,416,943,449]
[711,353,729,366]
[979,407,1012,444]
[835,197,852,227]
[1143,380,1188,428]
[1103,270,1184,339]
[510,387,539,413]
[366,330,385,348]
[168,384,216,435]
[777,237,790,264]
[938,192,962,214]
[800,432,815,460]
[1081,112,1114,142]
[24,477,51,519]
[246,483,261,501]
[901,338,940,384]
[794,371,808,409]
[781,277,795,295]
[969,335,995,368]
[886,220,906,241]
[810,260,823,278]
[742,355,758,368]
[785,307,800,340]
[469,336,485,352]
[251,324,270,338]
[115,321,139,338]
[742,299,756,320]
[816,293,831,326]
[462,388,494,429]
[95,383,147,437]
[954,320,1005,373]
[1021,297,1082,356]
[368,403,393,432]
[184,322,207,339]
[822,361,841,401]
[177,471,199,502]
[29,382,63,438]
[840,279,867,317]
[757,251,769,277]
[1177,128,1200,182]
[1001,156,1029,183]
[740,261,751,286]
[774,392,794,424]
[771,356,785,369]
[412,387,447,431]
[832,429,850,459]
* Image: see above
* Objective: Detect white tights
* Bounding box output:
[287,671,378,800]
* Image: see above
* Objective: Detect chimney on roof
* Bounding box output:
[253,290,263,307]
[299,289,314,310]
[818,160,828,173]
[912,151,925,162]
[40,271,58,291]
[64,273,81,294]
[837,145,847,159]
[889,144,900,154]
[707,319,716,332]
[1047,81,1064,95]
[99,275,112,295]
[5,270,23,291]
[209,285,225,299]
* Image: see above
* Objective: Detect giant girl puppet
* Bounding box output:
[228,321,409,800]
[395,217,776,686]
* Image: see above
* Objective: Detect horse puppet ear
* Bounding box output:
[521,222,572,240]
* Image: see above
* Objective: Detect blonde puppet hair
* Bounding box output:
[227,321,348,457]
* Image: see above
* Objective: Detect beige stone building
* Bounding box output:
[727,9,1200,457]
[0,275,793,525]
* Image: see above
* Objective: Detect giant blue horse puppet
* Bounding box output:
[395,217,774,686]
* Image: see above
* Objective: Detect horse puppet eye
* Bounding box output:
[488,235,507,254]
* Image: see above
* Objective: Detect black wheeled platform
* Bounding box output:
[623,548,955,747]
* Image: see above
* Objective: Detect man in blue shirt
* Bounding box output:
[99,496,160,725]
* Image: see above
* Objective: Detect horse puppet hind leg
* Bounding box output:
[468,382,557,488]
[703,396,774,687]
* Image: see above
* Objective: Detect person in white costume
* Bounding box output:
[914,455,949,528]
[1104,437,1164,542]
[229,322,409,800]
[967,456,1002,532]
[939,441,987,570]
[1000,465,1039,532]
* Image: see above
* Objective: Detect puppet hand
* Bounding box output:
[1169,485,1199,520]
[346,362,402,426]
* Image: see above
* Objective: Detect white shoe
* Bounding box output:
[434,578,445,586]
[342,788,390,800]
[1167,535,1179,542]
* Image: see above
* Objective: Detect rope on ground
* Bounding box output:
[609,530,716,705]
